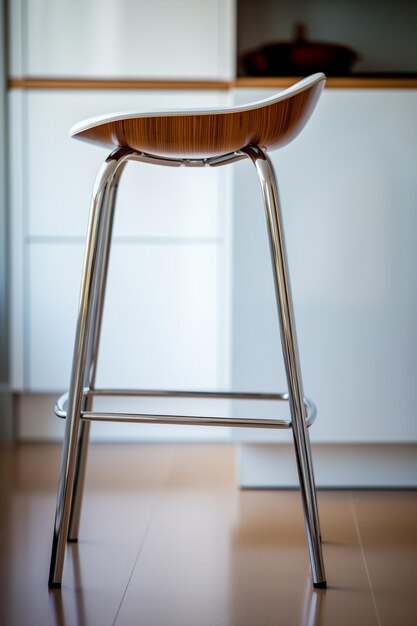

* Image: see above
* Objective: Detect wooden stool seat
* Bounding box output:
[71,73,325,158]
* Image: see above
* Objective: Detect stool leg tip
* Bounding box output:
[48,581,62,589]
[313,580,327,589]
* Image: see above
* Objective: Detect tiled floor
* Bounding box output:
[0,443,416,626]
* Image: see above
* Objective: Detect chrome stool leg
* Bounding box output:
[48,148,133,587]
[67,164,126,542]
[243,145,326,588]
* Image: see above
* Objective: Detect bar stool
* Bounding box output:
[49,73,327,589]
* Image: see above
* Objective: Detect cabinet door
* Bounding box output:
[28,242,223,391]
[9,88,233,395]
[231,88,417,443]
[24,242,230,442]
[25,89,230,238]
[10,0,235,79]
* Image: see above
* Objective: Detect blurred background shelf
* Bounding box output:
[235,76,417,89]
[9,77,417,90]
[238,0,417,79]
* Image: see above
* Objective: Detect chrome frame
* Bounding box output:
[53,388,317,429]
[48,145,326,589]
[242,145,326,588]
[67,159,126,542]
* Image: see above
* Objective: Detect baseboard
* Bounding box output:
[239,443,417,488]
[0,385,13,443]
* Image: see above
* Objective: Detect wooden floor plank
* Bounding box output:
[0,443,171,626]
[2,443,416,626]
[115,447,378,626]
[352,490,417,626]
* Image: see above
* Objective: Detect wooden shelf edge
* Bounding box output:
[7,78,233,90]
[236,76,417,89]
[8,76,417,90]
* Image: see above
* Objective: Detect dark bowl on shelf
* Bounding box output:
[240,40,358,77]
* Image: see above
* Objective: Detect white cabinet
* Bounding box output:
[10,0,235,79]
[28,242,222,392]
[231,88,417,445]
[8,0,417,464]
[8,0,235,422]
[9,88,232,394]
[25,90,226,238]
[230,86,417,485]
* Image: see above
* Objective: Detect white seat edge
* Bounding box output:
[70,73,326,138]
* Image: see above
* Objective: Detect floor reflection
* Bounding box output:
[49,590,65,626]
[302,581,326,626]
[47,539,326,626]
[229,489,327,626]
[49,544,87,626]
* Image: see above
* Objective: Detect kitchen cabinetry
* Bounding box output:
[8,0,235,441]
[9,0,235,80]
[232,0,417,485]
[231,86,417,485]
[232,86,417,444]
[7,1,417,482]
[10,89,232,393]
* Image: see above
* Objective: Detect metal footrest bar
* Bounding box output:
[87,388,289,400]
[54,389,316,429]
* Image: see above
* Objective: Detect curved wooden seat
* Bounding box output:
[71,73,325,158]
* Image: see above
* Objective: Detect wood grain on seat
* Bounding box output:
[71,73,325,158]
